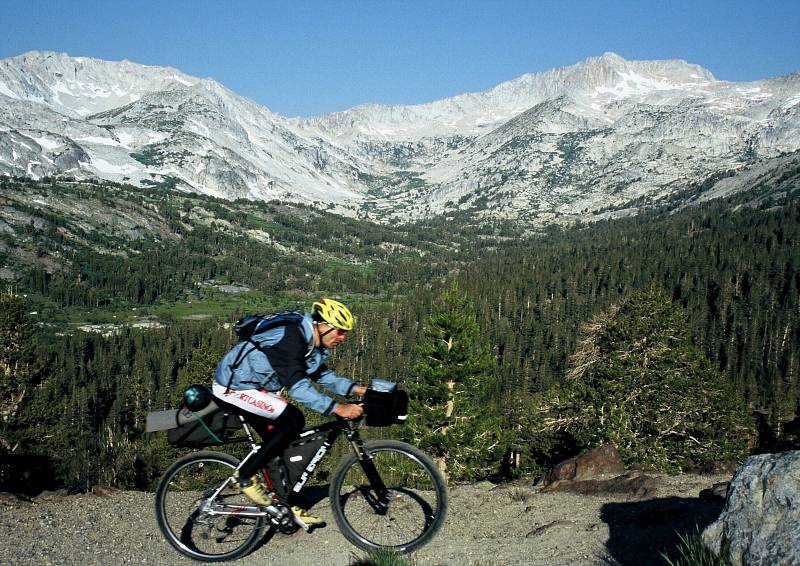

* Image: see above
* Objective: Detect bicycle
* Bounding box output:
[154,413,448,562]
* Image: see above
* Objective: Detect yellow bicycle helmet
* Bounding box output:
[312,298,355,331]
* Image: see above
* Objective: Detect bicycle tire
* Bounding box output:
[329,440,448,553]
[155,451,265,562]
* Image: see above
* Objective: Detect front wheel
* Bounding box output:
[154,451,265,562]
[329,440,448,553]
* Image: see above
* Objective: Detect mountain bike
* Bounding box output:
[154,414,448,562]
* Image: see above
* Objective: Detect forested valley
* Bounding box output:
[1,173,798,492]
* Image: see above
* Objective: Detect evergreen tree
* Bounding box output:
[529,285,755,472]
[403,282,507,481]
[0,294,44,449]
[0,294,46,489]
[171,345,224,406]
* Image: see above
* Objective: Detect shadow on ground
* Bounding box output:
[0,454,61,496]
[601,496,724,565]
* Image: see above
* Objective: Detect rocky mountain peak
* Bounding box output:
[554,52,716,101]
[0,51,798,225]
[0,50,198,117]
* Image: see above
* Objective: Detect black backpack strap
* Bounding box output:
[229,342,261,371]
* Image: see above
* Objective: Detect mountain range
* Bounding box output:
[1,50,798,224]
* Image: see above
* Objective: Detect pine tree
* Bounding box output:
[0,294,44,450]
[403,282,507,482]
[171,345,223,406]
[0,294,46,488]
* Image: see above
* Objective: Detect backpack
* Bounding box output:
[225,312,310,389]
[233,311,305,343]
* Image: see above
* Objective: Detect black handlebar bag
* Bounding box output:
[363,380,408,427]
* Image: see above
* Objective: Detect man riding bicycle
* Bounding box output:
[212,298,366,526]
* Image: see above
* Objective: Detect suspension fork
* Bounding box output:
[345,426,390,512]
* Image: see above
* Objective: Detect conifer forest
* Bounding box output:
[0,172,798,493]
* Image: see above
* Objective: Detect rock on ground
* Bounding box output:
[702,450,800,566]
[544,444,626,485]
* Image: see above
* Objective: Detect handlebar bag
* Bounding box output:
[363,381,408,427]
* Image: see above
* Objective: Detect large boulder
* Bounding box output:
[543,444,626,484]
[702,450,800,565]
[541,444,657,498]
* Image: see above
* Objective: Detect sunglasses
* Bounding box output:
[319,325,348,339]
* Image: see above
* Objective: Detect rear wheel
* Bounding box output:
[329,440,448,553]
[155,451,265,562]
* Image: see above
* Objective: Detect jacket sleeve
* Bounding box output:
[265,324,340,415]
[289,366,355,414]
[312,366,356,397]
[287,379,338,415]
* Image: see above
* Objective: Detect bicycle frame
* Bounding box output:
[204,416,389,520]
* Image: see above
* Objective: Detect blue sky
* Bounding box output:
[2,0,799,117]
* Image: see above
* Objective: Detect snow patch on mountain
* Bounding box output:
[0,82,15,98]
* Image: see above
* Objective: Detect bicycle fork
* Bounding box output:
[349,437,391,514]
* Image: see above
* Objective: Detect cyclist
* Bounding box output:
[212,298,366,526]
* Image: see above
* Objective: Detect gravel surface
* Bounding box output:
[0,474,729,565]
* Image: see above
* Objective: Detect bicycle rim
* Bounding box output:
[330,440,447,553]
[155,452,265,562]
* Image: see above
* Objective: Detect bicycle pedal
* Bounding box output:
[291,509,326,532]
[292,515,311,532]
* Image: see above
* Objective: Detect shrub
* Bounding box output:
[350,549,413,566]
[527,286,754,472]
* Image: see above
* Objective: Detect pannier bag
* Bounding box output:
[167,407,242,448]
[362,379,408,427]
[144,384,243,447]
